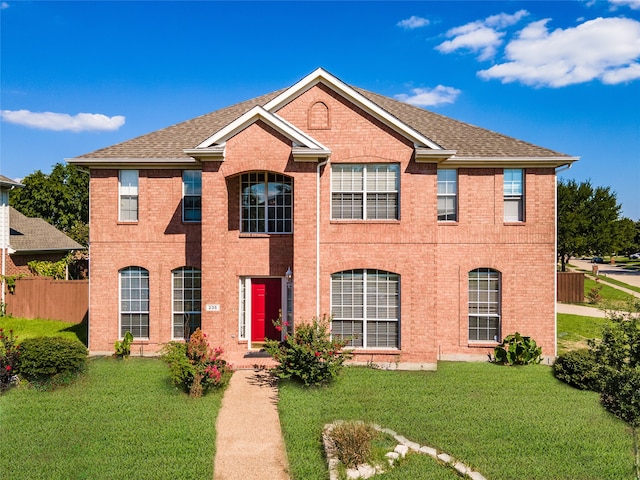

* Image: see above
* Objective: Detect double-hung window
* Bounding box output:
[120,266,149,338]
[437,169,457,221]
[119,170,138,222]
[504,169,524,222]
[468,268,501,342]
[172,267,201,339]
[183,170,202,222]
[331,269,399,349]
[331,164,399,220]
[241,172,292,233]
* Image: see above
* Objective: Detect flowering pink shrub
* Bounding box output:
[161,328,231,397]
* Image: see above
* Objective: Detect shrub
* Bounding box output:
[554,348,600,391]
[264,314,352,386]
[493,332,542,366]
[327,421,378,469]
[161,328,230,398]
[17,336,87,387]
[0,328,20,391]
[114,331,134,358]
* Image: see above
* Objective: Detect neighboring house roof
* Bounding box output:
[9,207,83,253]
[68,68,577,168]
[0,175,24,189]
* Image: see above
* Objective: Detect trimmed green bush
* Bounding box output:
[17,336,87,384]
[553,348,600,391]
[264,314,352,386]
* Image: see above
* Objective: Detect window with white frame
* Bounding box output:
[504,169,524,222]
[468,268,501,342]
[437,169,457,221]
[119,170,138,222]
[172,267,201,339]
[182,170,202,222]
[331,269,399,348]
[331,164,399,220]
[120,266,149,338]
[241,172,292,233]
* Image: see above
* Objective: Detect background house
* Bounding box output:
[68,68,577,367]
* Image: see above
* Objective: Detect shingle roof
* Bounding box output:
[9,207,83,253]
[73,80,570,160]
[0,175,23,188]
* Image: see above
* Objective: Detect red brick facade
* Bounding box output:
[76,71,571,367]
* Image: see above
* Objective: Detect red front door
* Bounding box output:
[251,278,282,342]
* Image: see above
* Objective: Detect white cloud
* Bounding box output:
[609,0,640,10]
[1,109,126,132]
[436,10,528,60]
[397,16,429,29]
[478,17,640,87]
[1,2,9,9]
[394,85,461,107]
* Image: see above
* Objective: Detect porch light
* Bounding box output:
[285,267,293,282]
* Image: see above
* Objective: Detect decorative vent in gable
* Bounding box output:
[309,101,330,130]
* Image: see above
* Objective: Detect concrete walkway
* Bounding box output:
[213,369,289,480]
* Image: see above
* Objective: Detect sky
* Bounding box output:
[1,0,639,219]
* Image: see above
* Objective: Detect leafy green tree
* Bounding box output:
[557,179,622,271]
[613,217,636,257]
[9,163,89,246]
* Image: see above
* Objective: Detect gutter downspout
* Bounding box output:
[553,163,572,359]
[316,158,329,317]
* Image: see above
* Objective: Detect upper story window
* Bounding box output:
[331,269,400,349]
[241,172,292,234]
[182,170,202,222]
[504,169,524,222]
[437,169,457,221]
[120,266,149,338]
[331,164,399,220]
[468,268,501,342]
[119,170,138,222]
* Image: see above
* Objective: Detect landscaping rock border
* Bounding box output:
[323,421,487,480]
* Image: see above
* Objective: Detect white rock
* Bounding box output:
[357,464,377,479]
[394,444,409,457]
[405,440,421,451]
[346,468,360,479]
[469,472,488,480]
[419,446,438,457]
[454,462,469,475]
[386,452,400,460]
[437,453,452,463]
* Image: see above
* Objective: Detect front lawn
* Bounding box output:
[279,364,634,480]
[557,313,607,354]
[0,357,224,480]
[0,317,87,345]
[583,277,637,308]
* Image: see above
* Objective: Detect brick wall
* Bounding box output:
[86,84,558,364]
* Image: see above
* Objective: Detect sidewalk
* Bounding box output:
[213,369,289,480]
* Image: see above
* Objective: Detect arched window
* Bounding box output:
[331,269,399,348]
[119,266,149,338]
[172,267,202,339]
[241,172,292,233]
[468,268,501,342]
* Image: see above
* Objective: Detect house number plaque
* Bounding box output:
[205,304,221,312]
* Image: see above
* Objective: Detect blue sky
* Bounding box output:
[1,0,639,219]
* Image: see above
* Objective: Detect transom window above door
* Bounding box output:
[331,164,399,220]
[241,172,293,234]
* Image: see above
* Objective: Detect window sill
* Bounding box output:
[117,221,138,225]
[467,342,498,348]
[503,222,526,226]
[239,233,293,238]
[349,348,400,353]
[330,220,400,225]
[182,221,202,225]
[438,221,459,226]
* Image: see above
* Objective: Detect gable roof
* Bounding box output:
[9,207,83,253]
[68,68,577,168]
[0,175,23,189]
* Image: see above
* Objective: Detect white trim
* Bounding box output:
[187,106,331,162]
[438,156,579,168]
[263,68,442,150]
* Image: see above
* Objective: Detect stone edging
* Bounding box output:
[323,421,487,480]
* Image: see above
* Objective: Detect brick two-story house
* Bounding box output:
[68,68,577,368]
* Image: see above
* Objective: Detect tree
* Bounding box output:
[9,163,89,246]
[557,179,622,271]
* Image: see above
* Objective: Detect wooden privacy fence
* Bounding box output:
[557,272,584,303]
[4,276,88,324]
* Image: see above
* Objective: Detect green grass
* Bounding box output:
[595,275,640,295]
[584,277,637,308]
[278,364,634,480]
[0,317,87,345]
[557,313,607,354]
[0,357,224,480]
